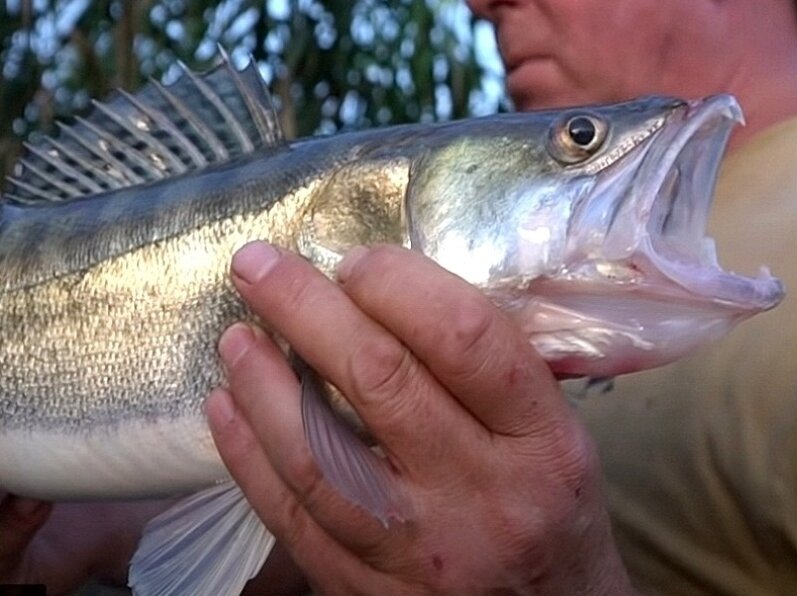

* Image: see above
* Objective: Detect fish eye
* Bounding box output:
[548,113,608,164]
[568,117,596,146]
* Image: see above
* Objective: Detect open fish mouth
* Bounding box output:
[634,95,784,311]
[524,94,787,375]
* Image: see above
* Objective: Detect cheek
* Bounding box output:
[517,5,635,101]
[504,0,725,108]
[558,1,729,99]
[654,10,736,96]
[549,1,677,92]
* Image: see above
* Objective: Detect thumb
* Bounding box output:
[0,494,52,578]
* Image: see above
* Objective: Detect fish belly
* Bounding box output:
[0,414,226,499]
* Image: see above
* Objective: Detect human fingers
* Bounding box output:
[207,385,394,595]
[228,241,481,469]
[0,494,51,579]
[207,384,302,542]
[337,245,564,437]
[335,246,598,517]
[218,246,635,596]
[212,323,395,551]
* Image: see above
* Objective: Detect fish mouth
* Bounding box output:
[633,95,784,311]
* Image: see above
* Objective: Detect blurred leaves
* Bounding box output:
[1,0,503,176]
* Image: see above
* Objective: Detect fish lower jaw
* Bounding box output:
[624,95,740,274]
[508,280,761,377]
[637,238,785,312]
[0,417,227,500]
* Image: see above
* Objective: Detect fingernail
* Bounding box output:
[249,323,269,342]
[232,241,279,284]
[219,323,255,368]
[13,497,46,519]
[207,388,237,429]
[337,245,369,282]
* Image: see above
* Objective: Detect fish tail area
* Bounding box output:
[297,356,409,527]
[129,481,274,596]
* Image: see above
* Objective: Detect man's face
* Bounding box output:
[468,0,739,110]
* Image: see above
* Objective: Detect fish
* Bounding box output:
[0,56,784,595]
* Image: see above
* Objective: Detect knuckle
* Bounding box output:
[445,294,496,358]
[515,416,601,507]
[539,416,596,477]
[500,519,556,581]
[348,336,429,429]
[361,244,406,272]
[436,294,501,384]
[268,482,297,526]
[283,443,327,501]
[343,245,405,290]
[279,496,311,548]
[485,489,575,581]
[553,423,600,492]
[350,335,416,401]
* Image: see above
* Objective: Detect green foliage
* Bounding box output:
[0,0,501,177]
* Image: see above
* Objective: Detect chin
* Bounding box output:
[506,61,618,111]
[507,76,580,111]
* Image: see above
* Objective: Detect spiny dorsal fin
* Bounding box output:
[4,53,284,205]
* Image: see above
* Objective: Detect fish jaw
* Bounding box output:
[605,94,783,310]
[492,95,784,377]
[502,280,760,376]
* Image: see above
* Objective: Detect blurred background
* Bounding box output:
[0,0,507,177]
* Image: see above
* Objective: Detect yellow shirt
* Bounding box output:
[578,116,797,596]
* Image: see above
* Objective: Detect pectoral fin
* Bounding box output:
[296,356,406,527]
[129,480,274,596]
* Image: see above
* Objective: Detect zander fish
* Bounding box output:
[0,57,783,594]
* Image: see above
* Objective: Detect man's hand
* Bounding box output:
[208,241,635,595]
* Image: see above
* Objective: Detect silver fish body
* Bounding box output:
[0,63,784,505]
[0,127,407,499]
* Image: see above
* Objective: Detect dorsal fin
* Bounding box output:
[3,53,284,205]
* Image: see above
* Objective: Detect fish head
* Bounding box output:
[407,95,784,376]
